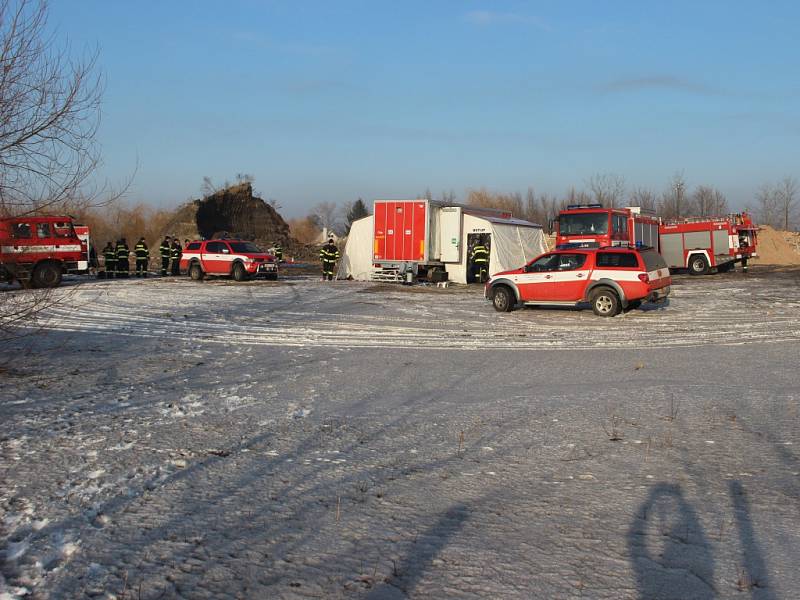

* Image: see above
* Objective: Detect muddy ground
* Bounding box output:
[1,266,799,599]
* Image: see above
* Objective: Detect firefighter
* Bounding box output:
[273,242,283,262]
[470,242,490,283]
[134,237,149,277]
[102,241,116,278]
[116,238,130,278]
[159,236,172,276]
[171,238,182,276]
[319,238,339,281]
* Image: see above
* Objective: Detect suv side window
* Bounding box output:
[527,253,587,272]
[527,254,559,272]
[186,242,201,250]
[597,252,639,268]
[206,241,225,253]
[555,253,587,270]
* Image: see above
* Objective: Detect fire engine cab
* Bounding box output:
[554,205,758,275]
[0,215,88,288]
[555,204,660,249]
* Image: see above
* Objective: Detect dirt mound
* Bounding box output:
[752,225,800,265]
[164,183,317,260]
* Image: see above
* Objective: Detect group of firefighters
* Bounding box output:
[100,236,185,278]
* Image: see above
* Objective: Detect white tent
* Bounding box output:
[338,212,546,283]
[337,216,376,281]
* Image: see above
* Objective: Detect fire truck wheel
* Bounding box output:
[590,287,620,317]
[688,255,710,276]
[232,262,249,282]
[491,285,515,312]
[31,261,62,288]
[189,262,204,281]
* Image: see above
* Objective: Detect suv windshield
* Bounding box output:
[560,213,609,236]
[229,241,263,253]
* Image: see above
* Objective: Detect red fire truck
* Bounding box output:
[554,204,758,274]
[659,214,758,274]
[0,215,89,287]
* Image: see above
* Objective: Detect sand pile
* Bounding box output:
[751,225,800,265]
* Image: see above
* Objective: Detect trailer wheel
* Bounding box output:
[189,262,204,281]
[590,287,620,317]
[31,261,62,288]
[492,285,515,312]
[688,255,709,276]
[232,262,248,282]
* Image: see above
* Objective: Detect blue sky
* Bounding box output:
[50,1,799,217]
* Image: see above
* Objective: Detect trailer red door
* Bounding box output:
[373,201,428,262]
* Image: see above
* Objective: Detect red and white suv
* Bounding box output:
[485,247,671,316]
[180,239,278,281]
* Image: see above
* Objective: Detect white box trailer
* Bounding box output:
[340,201,547,284]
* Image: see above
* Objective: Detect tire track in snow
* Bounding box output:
[27,277,800,350]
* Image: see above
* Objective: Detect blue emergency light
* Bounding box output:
[565,203,604,210]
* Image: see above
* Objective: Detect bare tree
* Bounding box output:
[438,189,456,203]
[310,201,339,234]
[564,186,592,206]
[775,176,798,230]
[201,176,218,197]
[659,172,692,219]
[0,0,107,216]
[587,173,626,208]
[466,188,522,215]
[755,183,778,228]
[692,185,728,216]
[628,187,657,212]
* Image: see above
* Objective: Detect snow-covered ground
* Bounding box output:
[1,269,799,599]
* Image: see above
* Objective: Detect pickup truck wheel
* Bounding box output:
[31,262,62,288]
[590,287,620,317]
[232,262,248,282]
[492,285,514,312]
[189,262,204,281]
[688,255,709,276]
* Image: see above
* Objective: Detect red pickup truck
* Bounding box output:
[180,239,278,281]
[485,246,671,316]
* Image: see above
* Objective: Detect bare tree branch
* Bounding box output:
[0,0,109,216]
